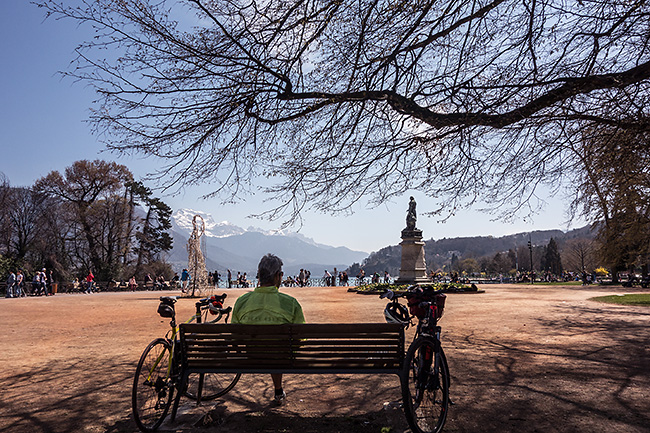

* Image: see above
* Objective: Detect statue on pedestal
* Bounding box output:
[397,196,428,284]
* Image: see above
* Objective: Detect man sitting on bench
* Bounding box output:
[231,253,305,404]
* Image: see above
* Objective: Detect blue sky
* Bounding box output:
[0,0,586,253]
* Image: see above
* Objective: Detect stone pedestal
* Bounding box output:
[395,229,429,285]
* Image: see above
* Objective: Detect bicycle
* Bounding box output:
[380,285,451,433]
[132,293,241,432]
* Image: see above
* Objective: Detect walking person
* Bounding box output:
[84,270,95,294]
[32,273,40,295]
[39,269,48,296]
[231,254,305,404]
[180,268,190,293]
[324,270,332,287]
[47,269,55,295]
[16,270,25,297]
[357,269,365,285]
[227,269,232,288]
[298,269,305,287]
[5,270,16,298]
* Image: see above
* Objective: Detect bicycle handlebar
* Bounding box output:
[195,293,228,307]
[380,289,408,300]
[207,304,232,315]
[379,285,457,300]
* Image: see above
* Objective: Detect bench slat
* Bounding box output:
[184,338,400,345]
[181,323,402,334]
[185,353,400,362]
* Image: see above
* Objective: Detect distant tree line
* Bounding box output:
[0,160,173,285]
[350,231,603,281]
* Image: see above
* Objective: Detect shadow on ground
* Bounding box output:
[445,303,650,433]
[0,357,135,433]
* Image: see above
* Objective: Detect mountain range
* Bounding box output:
[166,209,368,276]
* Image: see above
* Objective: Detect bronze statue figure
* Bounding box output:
[406,196,417,230]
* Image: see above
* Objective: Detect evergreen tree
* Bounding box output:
[129,181,173,279]
[542,238,563,275]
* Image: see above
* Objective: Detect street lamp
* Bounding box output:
[528,235,534,284]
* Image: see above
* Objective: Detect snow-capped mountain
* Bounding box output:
[171,208,246,237]
[168,209,368,275]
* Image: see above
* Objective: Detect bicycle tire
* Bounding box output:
[184,372,241,401]
[132,338,174,432]
[401,337,450,433]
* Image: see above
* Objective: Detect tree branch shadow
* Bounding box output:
[445,303,650,432]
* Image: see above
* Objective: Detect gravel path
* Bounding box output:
[1,284,648,432]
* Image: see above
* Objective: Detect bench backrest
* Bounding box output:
[179,323,404,374]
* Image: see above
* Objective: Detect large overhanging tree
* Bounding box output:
[568,125,650,278]
[39,0,650,223]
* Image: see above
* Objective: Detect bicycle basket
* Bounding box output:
[406,290,446,320]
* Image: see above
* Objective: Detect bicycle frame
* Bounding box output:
[381,286,451,433]
[144,296,230,394]
[133,294,238,432]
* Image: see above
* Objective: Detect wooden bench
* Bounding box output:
[172,322,406,420]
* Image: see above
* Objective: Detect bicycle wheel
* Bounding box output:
[185,372,241,401]
[132,338,174,432]
[401,337,450,433]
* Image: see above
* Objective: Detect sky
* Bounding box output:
[0,1,587,254]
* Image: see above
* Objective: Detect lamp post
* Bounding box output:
[528,235,534,284]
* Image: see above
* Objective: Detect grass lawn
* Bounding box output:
[590,293,650,306]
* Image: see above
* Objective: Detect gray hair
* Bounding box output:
[258,253,283,285]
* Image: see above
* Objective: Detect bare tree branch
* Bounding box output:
[36,0,650,223]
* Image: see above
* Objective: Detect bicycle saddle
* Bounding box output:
[159,296,177,305]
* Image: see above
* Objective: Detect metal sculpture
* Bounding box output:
[186,214,210,297]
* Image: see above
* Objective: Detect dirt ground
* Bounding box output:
[1,284,649,433]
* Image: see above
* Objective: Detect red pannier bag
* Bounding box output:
[208,295,224,314]
[406,290,446,320]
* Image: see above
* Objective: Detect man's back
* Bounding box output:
[232,286,304,325]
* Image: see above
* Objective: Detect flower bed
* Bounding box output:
[348,281,480,294]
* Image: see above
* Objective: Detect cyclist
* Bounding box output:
[231,253,305,404]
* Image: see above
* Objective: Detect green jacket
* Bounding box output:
[231,286,305,325]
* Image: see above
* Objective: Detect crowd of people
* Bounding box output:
[355,269,393,285]
[6,265,402,298]
[4,268,58,297]
[3,264,384,298]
